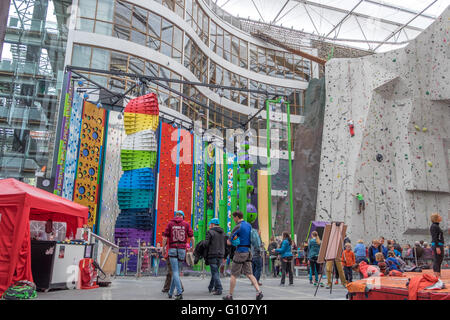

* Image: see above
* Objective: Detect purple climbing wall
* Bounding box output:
[316,7,450,243]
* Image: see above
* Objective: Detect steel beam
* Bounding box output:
[289,0,424,32]
[325,0,364,38]
[373,0,438,51]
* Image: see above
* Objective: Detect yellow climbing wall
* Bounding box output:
[73,101,106,229]
[257,170,270,248]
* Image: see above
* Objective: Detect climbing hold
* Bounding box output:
[414,125,421,131]
[427,161,433,167]
[422,127,428,132]
[376,154,383,162]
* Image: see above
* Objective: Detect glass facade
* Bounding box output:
[0,0,71,182]
[74,0,307,117]
[0,0,310,182]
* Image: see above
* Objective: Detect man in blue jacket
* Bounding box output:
[223,211,263,300]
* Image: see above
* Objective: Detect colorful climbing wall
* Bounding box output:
[205,143,215,225]
[193,135,205,233]
[54,71,73,196]
[226,153,235,233]
[115,93,159,251]
[215,147,223,218]
[61,88,83,201]
[177,128,194,226]
[98,111,126,242]
[73,101,107,229]
[154,122,177,245]
[316,7,450,244]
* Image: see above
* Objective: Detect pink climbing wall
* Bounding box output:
[316,7,450,243]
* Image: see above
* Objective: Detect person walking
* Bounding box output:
[162,210,194,300]
[251,227,263,286]
[223,211,263,300]
[430,213,445,280]
[205,218,226,295]
[273,231,294,286]
[268,236,279,277]
[161,246,183,293]
[308,231,322,286]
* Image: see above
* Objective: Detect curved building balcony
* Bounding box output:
[70,0,312,125]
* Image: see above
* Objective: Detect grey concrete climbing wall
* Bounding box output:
[98,111,126,242]
[293,78,326,243]
[316,7,450,244]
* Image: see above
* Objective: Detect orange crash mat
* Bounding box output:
[347,269,450,300]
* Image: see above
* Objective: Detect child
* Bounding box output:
[375,252,388,275]
[386,251,402,272]
[352,261,381,279]
[141,241,150,274]
[341,243,356,283]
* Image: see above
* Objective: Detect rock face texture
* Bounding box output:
[316,7,450,243]
[292,78,326,242]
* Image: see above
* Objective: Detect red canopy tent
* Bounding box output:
[0,178,88,295]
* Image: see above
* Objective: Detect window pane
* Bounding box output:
[161,19,173,44]
[147,36,160,51]
[132,6,147,33]
[128,56,144,74]
[131,29,146,45]
[77,18,94,32]
[95,21,112,36]
[114,1,132,27]
[72,45,91,67]
[112,24,130,40]
[97,0,114,22]
[79,0,96,19]
[173,26,183,51]
[92,47,110,70]
[148,12,161,38]
[161,42,172,57]
[110,51,128,72]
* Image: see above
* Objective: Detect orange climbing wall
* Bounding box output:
[154,122,177,244]
[177,128,194,229]
[73,101,106,229]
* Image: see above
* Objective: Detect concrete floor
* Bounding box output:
[35,275,348,300]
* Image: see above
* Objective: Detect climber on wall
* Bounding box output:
[352,193,365,214]
[348,120,355,137]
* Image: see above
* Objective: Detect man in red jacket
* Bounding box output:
[162,210,194,300]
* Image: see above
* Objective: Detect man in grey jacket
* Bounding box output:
[205,218,225,295]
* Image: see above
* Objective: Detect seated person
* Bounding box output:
[375,252,388,275]
[388,245,401,257]
[352,261,381,279]
[386,251,402,272]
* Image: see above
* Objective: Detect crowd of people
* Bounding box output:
[126,210,445,299]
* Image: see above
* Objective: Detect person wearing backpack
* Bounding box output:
[308,231,323,287]
[223,211,263,300]
[205,218,226,295]
[251,228,263,286]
